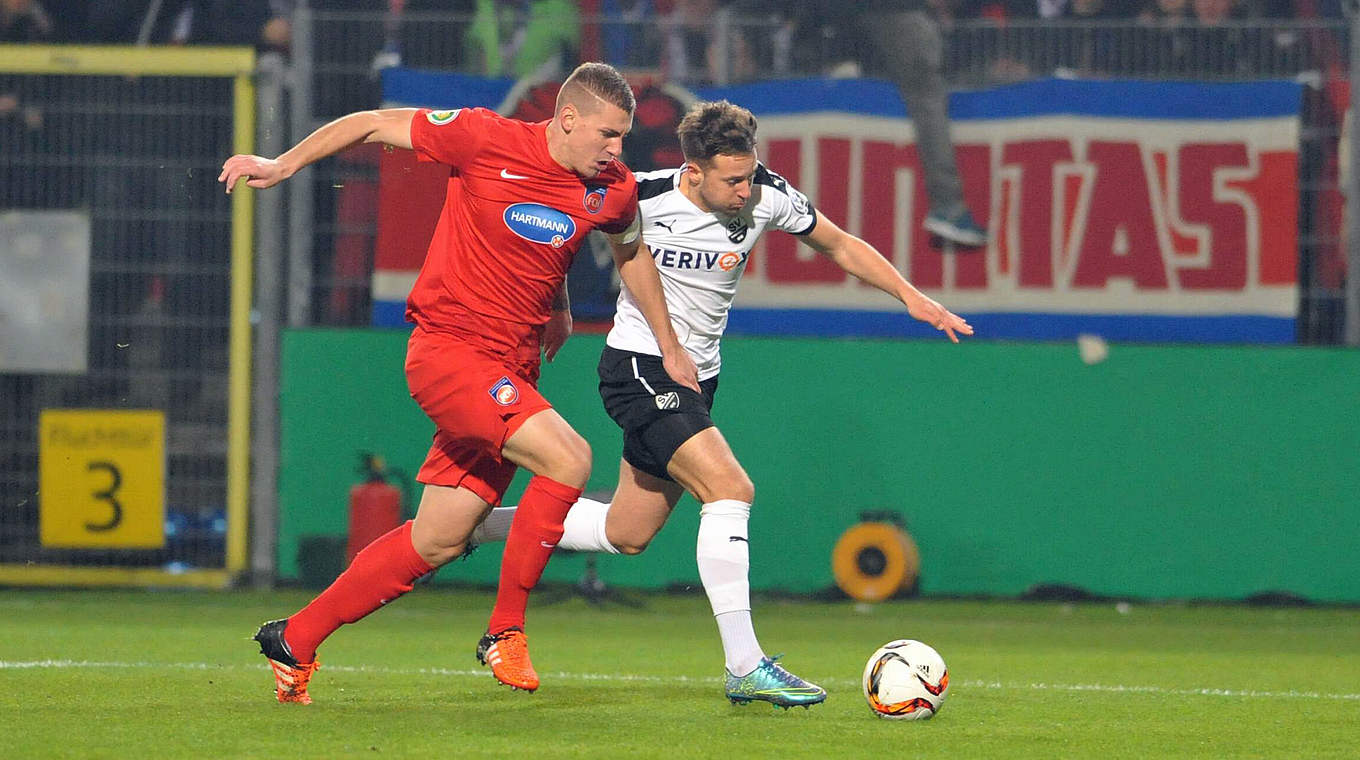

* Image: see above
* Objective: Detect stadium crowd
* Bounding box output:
[3,1,1348,80]
[3,0,1350,341]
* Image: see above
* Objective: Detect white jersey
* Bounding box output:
[606,163,817,380]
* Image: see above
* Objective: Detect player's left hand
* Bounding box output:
[906,294,974,343]
[662,350,701,393]
[543,308,572,362]
[218,154,288,193]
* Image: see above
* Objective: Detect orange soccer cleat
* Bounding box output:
[475,627,539,692]
[253,619,321,704]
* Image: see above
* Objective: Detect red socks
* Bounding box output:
[285,520,433,662]
[487,475,581,634]
[283,477,580,658]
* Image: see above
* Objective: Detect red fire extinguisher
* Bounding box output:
[347,454,405,564]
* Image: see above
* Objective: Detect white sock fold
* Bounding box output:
[558,497,620,553]
[696,499,763,675]
[473,499,620,554]
[471,505,516,545]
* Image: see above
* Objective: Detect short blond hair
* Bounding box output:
[556,62,636,115]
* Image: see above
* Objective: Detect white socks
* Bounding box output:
[558,497,619,553]
[477,495,765,675]
[472,498,620,554]
[470,505,516,546]
[696,499,763,676]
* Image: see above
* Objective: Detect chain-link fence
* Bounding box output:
[280,11,1352,344]
[1,13,1353,584]
[0,47,254,586]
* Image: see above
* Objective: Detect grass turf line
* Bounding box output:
[1,589,1356,759]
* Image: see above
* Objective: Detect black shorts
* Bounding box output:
[597,346,720,481]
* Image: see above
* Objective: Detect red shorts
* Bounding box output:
[405,324,551,505]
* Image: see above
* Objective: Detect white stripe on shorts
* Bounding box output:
[631,357,657,395]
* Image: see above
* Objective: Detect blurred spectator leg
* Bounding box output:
[861,9,986,247]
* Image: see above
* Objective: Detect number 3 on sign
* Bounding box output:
[84,461,124,532]
[39,410,165,549]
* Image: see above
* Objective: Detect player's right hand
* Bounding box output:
[219,154,288,193]
[905,293,974,344]
[662,350,701,393]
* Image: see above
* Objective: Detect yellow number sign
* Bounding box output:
[39,409,165,549]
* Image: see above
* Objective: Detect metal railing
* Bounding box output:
[281,10,1353,344]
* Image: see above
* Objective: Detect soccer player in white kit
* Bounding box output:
[475,100,972,708]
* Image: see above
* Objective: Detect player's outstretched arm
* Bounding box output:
[802,211,974,343]
[609,235,700,391]
[218,108,418,193]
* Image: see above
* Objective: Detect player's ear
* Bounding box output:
[684,160,704,185]
[559,103,578,133]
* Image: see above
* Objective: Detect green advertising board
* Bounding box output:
[280,330,1360,602]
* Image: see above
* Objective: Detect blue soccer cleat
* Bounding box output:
[724,656,827,710]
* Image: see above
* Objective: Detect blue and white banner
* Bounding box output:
[376,71,1303,343]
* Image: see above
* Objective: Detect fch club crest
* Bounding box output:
[583,185,607,214]
[489,376,519,406]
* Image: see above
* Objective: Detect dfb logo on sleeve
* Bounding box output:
[426,109,461,125]
[489,376,520,406]
[654,392,680,410]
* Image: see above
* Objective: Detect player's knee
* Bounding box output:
[415,538,469,567]
[613,535,651,555]
[731,472,755,505]
[698,469,753,505]
[550,431,591,487]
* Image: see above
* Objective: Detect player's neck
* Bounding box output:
[679,169,716,214]
[544,121,579,176]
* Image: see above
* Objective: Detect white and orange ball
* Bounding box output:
[862,639,950,720]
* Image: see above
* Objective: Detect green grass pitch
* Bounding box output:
[1,588,1356,759]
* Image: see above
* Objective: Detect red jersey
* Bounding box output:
[405,107,637,359]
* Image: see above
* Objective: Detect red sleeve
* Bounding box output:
[597,173,638,235]
[409,107,492,168]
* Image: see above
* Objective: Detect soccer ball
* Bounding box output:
[861,639,950,720]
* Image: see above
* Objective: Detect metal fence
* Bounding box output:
[282,11,1353,344]
[0,15,1353,586]
[0,47,255,587]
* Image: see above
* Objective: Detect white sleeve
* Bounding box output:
[762,166,817,235]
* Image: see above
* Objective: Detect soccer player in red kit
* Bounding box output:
[219,63,699,703]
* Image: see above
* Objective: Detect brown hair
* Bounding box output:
[677,100,758,164]
[556,62,636,116]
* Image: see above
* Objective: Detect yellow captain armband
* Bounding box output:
[606,214,641,245]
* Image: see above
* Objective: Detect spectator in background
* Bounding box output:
[1,0,52,42]
[85,1,151,42]
[756,1,986,244]
[1,0,52,140]
[1060,0,1125,75]
[660,0,706,83]
[465,0,580,79]
[1188,0,1251,76]
[1193,0,1237,22]
[661,0,759,85]
[161,0,291,51]
[1134,0,1194,75]
[848,0,988,247]
[84,0,289,50]
[1139,0,1191,21]
[600,0,661,69]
